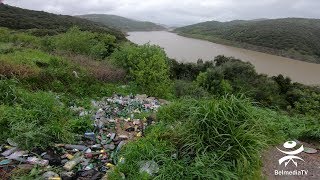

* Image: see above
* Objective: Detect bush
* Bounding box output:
[168,58,215,81]
[174,80,209,98]
[196,68,233,95]
[51,27,117,59]
[111,43,172,98]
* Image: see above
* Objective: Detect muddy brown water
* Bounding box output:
[127,31,320,85]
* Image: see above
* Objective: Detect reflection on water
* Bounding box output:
[128,31,320,85]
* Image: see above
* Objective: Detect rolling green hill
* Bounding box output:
[0,4,126,40]
[78,14,166,32]
[174,18,320,63]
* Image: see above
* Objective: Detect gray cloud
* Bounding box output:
[4,0,320,26]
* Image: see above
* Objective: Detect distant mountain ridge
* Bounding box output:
[0,4,125,40]
[174,18,320,63]
[77,14,167,32]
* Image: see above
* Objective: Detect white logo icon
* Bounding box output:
[277,141,304,167]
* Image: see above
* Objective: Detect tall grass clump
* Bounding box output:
[168,96,268,179]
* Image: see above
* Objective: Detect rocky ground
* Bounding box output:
[0,94,168,180]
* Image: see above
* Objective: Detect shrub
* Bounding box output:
[196,68,233,95]
[111,43,172,98]
[51,27,117,59]
[168,58,215,81]
[174,80,209,98]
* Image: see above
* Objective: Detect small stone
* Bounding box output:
[304,147,318,154]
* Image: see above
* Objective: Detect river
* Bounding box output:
[127,31,320,85]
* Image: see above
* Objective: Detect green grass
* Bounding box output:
[0,49,57,68]
[108,95,319,179]
[0,79,83,149]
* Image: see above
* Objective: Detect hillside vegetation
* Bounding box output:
[0,6,320,179]
[174,18,320,63]
[78,14,166,32]
[0,4,125,40]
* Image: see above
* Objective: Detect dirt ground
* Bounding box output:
[262,141,320,180]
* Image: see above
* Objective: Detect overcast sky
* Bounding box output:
[4,0,320,26]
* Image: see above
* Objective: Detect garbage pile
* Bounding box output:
[0,94,168,180]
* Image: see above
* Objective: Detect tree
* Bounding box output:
[111,43,172,98]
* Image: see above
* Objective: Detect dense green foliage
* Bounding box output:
[50,27,117,59]
[0,28,137,150]
[78,14,166,32]
[169,55,320,117]
[111,43,172,98]
[0,4,125,40]
[174,18,320,63]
